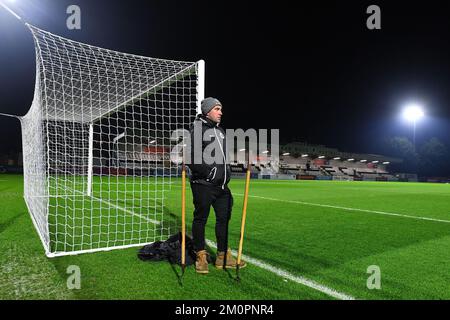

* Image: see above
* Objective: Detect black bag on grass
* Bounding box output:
[138,232,196,266]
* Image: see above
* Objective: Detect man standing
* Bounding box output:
[187,97,247,274]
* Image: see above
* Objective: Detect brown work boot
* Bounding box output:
[215,248,247,269]
[195,250,209,274]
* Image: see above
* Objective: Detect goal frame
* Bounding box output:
[19,23,206,257]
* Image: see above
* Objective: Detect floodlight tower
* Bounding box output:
[402,103,424,151]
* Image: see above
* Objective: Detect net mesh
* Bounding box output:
[21,25,199,256]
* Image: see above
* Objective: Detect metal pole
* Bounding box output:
[0,113,21,119]
[196,60,205,115]
[116,142,119,168]
[181,162,186,276]
[87,123,94,196]
[0,2,23,21]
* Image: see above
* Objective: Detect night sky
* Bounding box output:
[1,0,450,158]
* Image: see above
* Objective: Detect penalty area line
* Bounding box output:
[72,188,161,225]
[91,195,161,225]
[205,239,355,300]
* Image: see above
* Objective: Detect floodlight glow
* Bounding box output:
[403,104,424,122]
[360,159,367,163]
[301,154,309,157]
[0,1,22,21]
[239,148,246,152]
[262,150,269,154]
[383,161,390,165]
[347,158,354,161]
[282,152,290,156]
[333,157,341,160]
[318,155,325,159]
[372,161,379,164]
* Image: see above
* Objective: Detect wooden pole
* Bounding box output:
[236,156,251,280]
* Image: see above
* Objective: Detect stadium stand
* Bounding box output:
[228,141,402,181]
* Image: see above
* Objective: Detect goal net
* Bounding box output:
[21,24,203,257]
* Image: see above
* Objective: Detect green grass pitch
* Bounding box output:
[1,174,450,299]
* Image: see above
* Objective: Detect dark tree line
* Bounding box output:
[383,137,449,177]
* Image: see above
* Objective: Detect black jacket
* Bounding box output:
[187,114,231,189]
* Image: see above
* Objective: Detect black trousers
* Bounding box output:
[190,183,233,252]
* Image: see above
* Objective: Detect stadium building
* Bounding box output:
[229,141,404,182]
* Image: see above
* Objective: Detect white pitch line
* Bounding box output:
[235,193,450,224]
[74,186,353,298]
[90,195,161,225]
[205,239,354,300]
[72,189,161,225]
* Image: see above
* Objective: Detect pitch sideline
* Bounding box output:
[234,193,450,224]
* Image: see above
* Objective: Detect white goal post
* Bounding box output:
[20,23,205,257]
